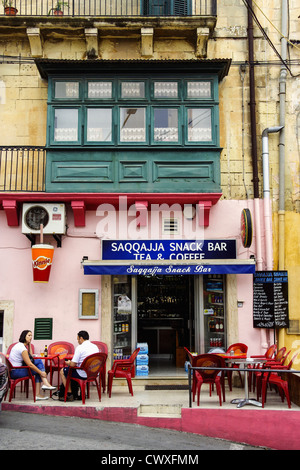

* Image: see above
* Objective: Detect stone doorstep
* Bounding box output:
[137,403,182,418]
[118,376,189,387]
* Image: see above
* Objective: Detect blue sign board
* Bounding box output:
[102,239,237,261]
[84,262,255,276]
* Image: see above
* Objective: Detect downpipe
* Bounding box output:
[262,127,284,271]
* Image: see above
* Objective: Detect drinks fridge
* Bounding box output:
[203,274,226,351]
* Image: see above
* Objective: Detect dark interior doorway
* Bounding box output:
[137,275,194,375]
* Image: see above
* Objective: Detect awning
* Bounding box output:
[82,259,255,276]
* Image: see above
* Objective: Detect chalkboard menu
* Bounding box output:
[253,271,289,328]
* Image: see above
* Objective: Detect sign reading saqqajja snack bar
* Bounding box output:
[82,239,256,276]
[102,240,237,261]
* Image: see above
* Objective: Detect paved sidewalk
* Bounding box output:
[3,379,300,450]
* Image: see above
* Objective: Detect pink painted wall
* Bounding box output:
[0,199,266,355]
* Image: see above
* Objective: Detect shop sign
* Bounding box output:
[84,262,255,276]
[31,244,54,283]
[253,271,289,328]
[102,239,237,261]
[241,208,253,248]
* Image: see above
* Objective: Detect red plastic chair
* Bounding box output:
[64,352,107,404]
[225,343,248,390]
[260,353,298,408]
[91,341,108,392]
[249,344,277,391]
[184,347,202,401]
[250,344,277,360]
[194,354,226,406]
[265,347,287,365]
[7,342,35,355]
[251,348,289,393]
[2,353,36,403]
[45,342,75,387]
[107,348,140,398]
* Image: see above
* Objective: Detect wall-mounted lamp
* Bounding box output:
[237,301,244,308]
[183,205,196,220]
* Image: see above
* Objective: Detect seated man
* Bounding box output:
[60,330,98,401]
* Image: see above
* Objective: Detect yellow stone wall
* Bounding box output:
[0,1,299,364]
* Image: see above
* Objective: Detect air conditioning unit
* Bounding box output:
[22,203,66,235]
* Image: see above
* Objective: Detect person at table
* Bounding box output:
[9,330,56,401]
[59,330,98,401]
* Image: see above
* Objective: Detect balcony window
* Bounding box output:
[120,108,146,142]
[153,108,178,142]
[86,108,112,142]
[187,108,212,142]
[48,77,219,147]
[54,108,79,142]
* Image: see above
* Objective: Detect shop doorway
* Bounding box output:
[137,275,194,375]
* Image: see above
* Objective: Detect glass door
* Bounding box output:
[203,275,226,351]
[112,275,136,360]
[195,275,227,353]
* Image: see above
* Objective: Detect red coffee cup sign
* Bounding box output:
[32,244,54,283]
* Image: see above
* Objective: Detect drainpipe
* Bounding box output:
[247,1,263,269]
[278,0,287,272]
[247,1,267,350]
[278,0,287,349]
[262,126,284,271]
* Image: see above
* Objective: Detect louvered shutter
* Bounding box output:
[34,318,53,340]
[173,0,191,15]
[144,0,191,16]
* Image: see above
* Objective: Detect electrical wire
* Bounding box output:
[251,0,300,53]
[242,0,300,77]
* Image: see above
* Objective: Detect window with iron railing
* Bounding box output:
[47,76,219,148]
[1,0,216,17]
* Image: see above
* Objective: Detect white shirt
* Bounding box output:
[72,340,98,378]
[9,342,27,367]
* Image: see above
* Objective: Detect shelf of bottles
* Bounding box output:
[203,274,226,351]
[113,276,132,360]
[137,276,188,322]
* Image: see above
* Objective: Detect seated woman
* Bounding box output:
[9,330,56,401]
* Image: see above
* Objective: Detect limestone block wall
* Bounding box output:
[0,1,298,207]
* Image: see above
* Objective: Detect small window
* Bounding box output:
[34,318,53,340]
[121,81,145,99]
[55,81,79,99]
[154,82,178,99]
[79,289,99,319]
[88,81,112,99]
[187,81,211,99]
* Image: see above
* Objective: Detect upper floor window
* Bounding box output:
[47,76,219,147]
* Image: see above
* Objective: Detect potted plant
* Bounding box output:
[2,0,18,15]
[48,1,69,16]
